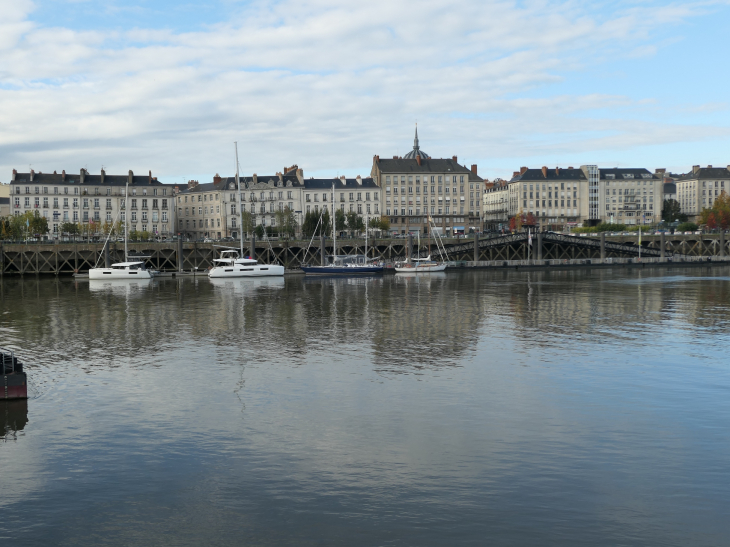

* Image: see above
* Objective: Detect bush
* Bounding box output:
[677,222,698,232]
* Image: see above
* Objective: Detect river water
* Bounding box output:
[1,267,729,546]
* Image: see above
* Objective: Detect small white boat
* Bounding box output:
[89,260,155,279]
[394,255,446,273]
[208,250,285,278]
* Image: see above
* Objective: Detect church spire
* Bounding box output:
[414,124,419,151]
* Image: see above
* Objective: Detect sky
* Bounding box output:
[1,0,729,184]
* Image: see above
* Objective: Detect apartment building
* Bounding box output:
[9,169,176,237]
[482,180,509,230]
[371,129,483,235]
[675,165,730,221]
[583,166,663,225]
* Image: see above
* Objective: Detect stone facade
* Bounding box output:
[675,166,730,222]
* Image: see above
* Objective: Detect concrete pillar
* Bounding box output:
[600,233,606,261]
[104,244,110,268]
[660,232,666,262]
[720,231,725,258]
[320,234,326,266]
[537,233,543,260]
[250,235,256,260]
[473,231,479,262]
[177,238,184,272]
[407,233,413,261]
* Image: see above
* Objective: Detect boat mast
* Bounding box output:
[332,181,336,259]
[124,179,129,261]
[235,142,244,257]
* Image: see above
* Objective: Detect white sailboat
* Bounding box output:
[89,179,155,280]
[208,143,284,279]
[394,222,447,273]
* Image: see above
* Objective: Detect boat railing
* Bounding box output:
[1,349,22,374]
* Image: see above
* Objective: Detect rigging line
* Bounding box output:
[92,206,123,269]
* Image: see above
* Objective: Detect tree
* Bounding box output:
[335,209,346,232]
[60,221,79,236]
[274,206,297,238]
[240,211,255,235]
[699,191,730,230]
[524,212,536,226]
[29,211,49,235]
[345,211,364,233]
[662,199,687,223]
[254,224,265,238]
[677,222,699,232]
[301,210,331,238]
[140,230,150,241]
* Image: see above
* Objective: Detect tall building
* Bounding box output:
[371,128,483,235]
[674,165,730,221]
[582,166,663,226]
[9,169,176,237]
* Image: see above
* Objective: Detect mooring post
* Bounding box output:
[250,234,256,260]
[537,232,543,260]
[104,244,110,268]
[177,238,184,272]
[720,231,725,258]
[600,233,606,262]
[473,231,479,262]
[320,234,326,266]
[407,233,413,261]
[660,232,667,262]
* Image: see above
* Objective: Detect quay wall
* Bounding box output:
[0,234,727,275]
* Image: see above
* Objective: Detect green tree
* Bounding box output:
[662,199,687,223]
[677,222,699,232]
[335,209,346,232]
[302,210,331,238]
[141,230,150,241]
[345,211,364,233]
[128,229,139,242]
[254,224,265,238]
[240,211,255,235]
[274,206,297,238]
[60,221,79,236]
[29,211,49,235]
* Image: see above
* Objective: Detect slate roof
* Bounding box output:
[303,178,379,190]
[511,168,587,182]
[10,171,172,187]
[676,167,730,180]
[599,168,659,180]
[375,158,482,181]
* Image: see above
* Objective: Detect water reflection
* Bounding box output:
[1,400,28,441]
[88,278,153,295]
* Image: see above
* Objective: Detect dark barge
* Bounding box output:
[2,349,27,400]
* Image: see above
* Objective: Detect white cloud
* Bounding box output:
[0,0,728,181]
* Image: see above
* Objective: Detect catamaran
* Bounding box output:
[208,143,285,279]
[89,179,156,280]
[301,182,383,275]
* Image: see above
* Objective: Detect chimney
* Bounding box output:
[153,177,157,181]
[30,169,35,181]
[541,166,548,178]
[128,170,134,187]
[708,165,713,169]
[555,167,560,175]
[416,155,422,166]
[187,179,199,189]
[471,164,477,175]
[252,174,257,184]
[148,170,152,184]
[277,172,284,183]
[452,156,458,162]
[513,171,520,178]
[520,166,528,175]
[356,175,362,185]
[213,173,222,184]
[693,165,700,174]
[374,155,380,163]
[12,169,17,182]
[100,169,105,184]
[340,175,346,183]
[655,168,666,174]
[80,168,86,184]
[568,166,574,170]
[61,170,65,181]
[393,156,398,159]
[296,168,303,183]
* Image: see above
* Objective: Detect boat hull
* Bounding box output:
[208,264,285,278]
[394,264,447,273]
[301,266,384,275]
[89,268,154,280]
[2,372,27,400]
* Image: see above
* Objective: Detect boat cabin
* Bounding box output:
[328,254,370,266]
[111,261,148,270]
